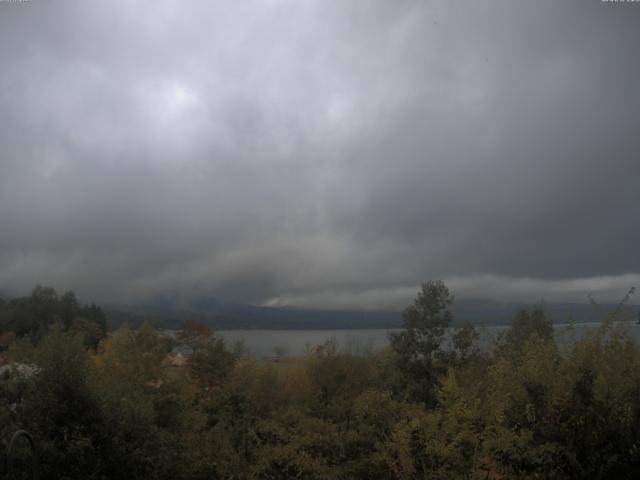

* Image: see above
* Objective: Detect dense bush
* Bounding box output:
[1,285,640,479]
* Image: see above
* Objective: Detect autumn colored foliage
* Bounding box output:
[1,284,640,479]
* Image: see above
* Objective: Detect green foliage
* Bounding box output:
[389,280,454,405]
[188,336,236,388]
[452,321,480,363]
[504,307,554,350]
[2,284,640,479]
[0,286,107,346]
[5,325,105,479]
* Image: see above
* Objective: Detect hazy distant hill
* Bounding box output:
[104,296,640,330]
[106,298,401,330]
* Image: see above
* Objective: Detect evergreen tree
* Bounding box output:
[389,280,454,405]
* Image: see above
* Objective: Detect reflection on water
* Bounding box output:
[217,322,640,358]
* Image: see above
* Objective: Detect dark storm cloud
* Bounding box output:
[0,0,638,308]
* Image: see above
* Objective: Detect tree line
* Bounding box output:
[1,282,639,479]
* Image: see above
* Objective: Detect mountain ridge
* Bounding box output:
[104,296,640,330]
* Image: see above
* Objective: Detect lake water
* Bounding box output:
[216,322,640,358]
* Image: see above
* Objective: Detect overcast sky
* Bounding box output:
[1,0,639,309]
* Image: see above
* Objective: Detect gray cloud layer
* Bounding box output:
[1,0,639,308]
